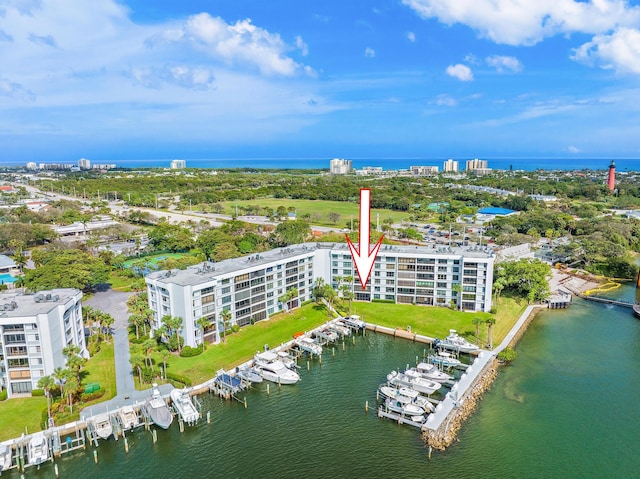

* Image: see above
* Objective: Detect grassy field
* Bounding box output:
[162,303,332,383]
[122,252,191,268]
[222,198,409,227]
[82,342,117,402]
[0,397,47,441]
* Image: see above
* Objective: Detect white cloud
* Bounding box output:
[434,94,457,106]
[486,55,523,73]
[446,63,473,81]
[296,35,309,56]
[572,27,640,74]
[402,0,640,46]
[463,53,479,65]
[365,47,376,58]
[407,31,416,42]
[567,145,581,153]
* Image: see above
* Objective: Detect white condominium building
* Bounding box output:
[443,159,459,172]
[145,243,494,348]
[170,159,187,169]
[0,289,86,398]
[329,158,353,175]
[465,159,488,171]
[409,166,439,175]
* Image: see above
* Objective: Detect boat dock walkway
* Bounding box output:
[578,294,635,309]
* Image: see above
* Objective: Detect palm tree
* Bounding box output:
[102,314,114,343]
[452,283,463,311]
[162,315,183,354]
[472,317,484,346]
[52,367,68,403]
[37,375,54,419]
[130,354,145,385]
[485,318,496,349]
[278,291,291,312]
[161,350,170,380]
[196,316,210,349]
[323,285,337,317]
[142,339,157,370]
[286,287,298,313]
[312,278,326,304]
[65,377,79,412]
[220,309,232,343]
[129,313,143,339]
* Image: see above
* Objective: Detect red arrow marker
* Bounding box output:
[346,188,384,289]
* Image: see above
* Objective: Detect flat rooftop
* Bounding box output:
[147,242,494,287]
[0,288,80,319]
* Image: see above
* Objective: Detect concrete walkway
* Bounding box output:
[83,287,174,417]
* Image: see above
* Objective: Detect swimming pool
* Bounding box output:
[0,273,19,284]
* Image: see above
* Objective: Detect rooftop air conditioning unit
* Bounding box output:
[34,294,43,303]
[52,295,59,301]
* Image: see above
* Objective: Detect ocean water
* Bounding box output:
[6,292,640,478]
[5,158,640,171]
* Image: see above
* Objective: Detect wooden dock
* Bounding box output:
[579,294,635,309]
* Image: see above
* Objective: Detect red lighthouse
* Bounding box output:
[607,160,616,192]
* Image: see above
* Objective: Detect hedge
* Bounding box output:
[31,388,45,397]
[371,298,396,304]
[0,389,7,401]
[179,345,204,358]
[165,372,192,387]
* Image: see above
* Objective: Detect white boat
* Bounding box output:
[314,328,339,343]
[429,350,462,368]
[236,367,263,383]
[387,370,442,395]
[119,405,140,431]
[143,385,174,430]
[378,386,434,412]
[341,315,366,330]
[436,329,480,353]
[27,433,48,466]
[411,363,454,383]
[170,388,200,425]
[384,397,426,417]
[276,351,298,370]
[328,322,351,337]
[254,351,301,384]
[294,337,323,356]
[90,413,113,440]
[0,443,12,472]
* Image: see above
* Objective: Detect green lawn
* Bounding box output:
[0,342,118,441]
[161,304,332,383]
[0,397,47,441]
[82,342,117,402]
[223,198,409,227]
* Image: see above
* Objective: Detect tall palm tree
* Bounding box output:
[161,350,170,379]
[130,354,145,385]
[220,309,232,343]
[286,287,298,313]
[52,367,68,402]
[196,316,210,349]
[102,314,114,343]
[485,318,497,349]
[452,283,463,311]
[161,315,183,354]
[142,339,157,370]
[65,377,79,412]
[278,291,291,312]
[37,375,54,419]
[472,317,484,346]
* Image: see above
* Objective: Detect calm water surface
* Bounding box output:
[10,294,640,479]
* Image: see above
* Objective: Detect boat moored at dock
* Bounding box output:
[294,337,323,356]
[429,350,463,369]
[254,351,301,384]
[0,442,12,472]
[119,405,141,431]
[435,330,480,353]
[383,398,427,422]
[27,433,49,466]
[340,315,366,330]
[143,385,174,430]
[411,362,454,383]
[378,386,434,413]
[170,388,200,425]
[387,370,442,395]
[236,367,263,384]
[89,413,113,440]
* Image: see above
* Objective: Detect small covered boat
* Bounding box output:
[378,386,434,412]
[294,337,323,356]
[341,315,366,330]
[384,398,426,419]
[236,367,263,384]
[170,388,200,425]
[410,362,454,383]
[276,351,298,370]
[142,385,174,430]
[254,351,301,384]
[27,433,48,466]
[429,350,462,368]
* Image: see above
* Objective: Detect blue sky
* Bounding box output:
[2,0,640,163]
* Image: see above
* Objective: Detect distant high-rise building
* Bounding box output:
[170,159,186,169]
[608,160,616,191]
[466,158,488,171]
[330,158,352,175]
[25,162,37,171]
[78,158,91,170]
[410,166,438,175]
[443,159,459,172]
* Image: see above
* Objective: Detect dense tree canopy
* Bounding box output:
[494,259,551,303]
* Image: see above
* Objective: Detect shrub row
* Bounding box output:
[179,345,204,357]
[165,372,192,387]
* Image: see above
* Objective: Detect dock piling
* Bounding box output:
[207,411,211,424]
[365,400,369,413]
[124,437,129,453]
[244,397,247,409]
[152,429,157,444]
[267,384,270,396]
[55,463,59,477]
[93,450,98,464]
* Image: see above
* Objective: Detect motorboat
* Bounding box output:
[170,388,200,425]
[27,433,48,466]
[276,351,298,370]
[341,315,366,330]
[0,443,12,472]
[384,397,426,418]
[254,351,301,384]
[119,405,140,431]
[411,363,454,383]
[435,329,479,353]
[328,322,351,337]
[378,386,434,412]
[429,350,462,368]
[90,413,113,440]
[387,370,442,395]
[313,328,339,343]
[294,337,323,356]
[142,385,174,430]
[236,367,263,383]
